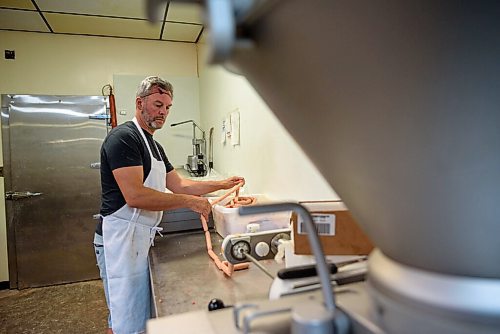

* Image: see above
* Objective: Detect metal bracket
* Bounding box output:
[90,162,101,169]
[222,228,291,264]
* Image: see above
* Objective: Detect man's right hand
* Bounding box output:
[190,196,212,221]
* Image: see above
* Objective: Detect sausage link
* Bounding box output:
[204,231,213,251]
[200,181,256,277]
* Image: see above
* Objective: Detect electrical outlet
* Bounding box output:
[5,50,15,60]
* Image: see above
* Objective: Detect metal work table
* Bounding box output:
[147,230,381,333]
[149,229,283,317]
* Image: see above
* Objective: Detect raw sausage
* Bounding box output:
[200,181,253,277]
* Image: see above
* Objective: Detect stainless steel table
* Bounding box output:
[148,231,382,334]
[149,229,283,317]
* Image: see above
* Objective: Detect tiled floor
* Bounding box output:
[0,280,108,334]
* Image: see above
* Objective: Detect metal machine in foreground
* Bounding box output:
[147,1,500,333]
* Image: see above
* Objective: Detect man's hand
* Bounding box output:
[190,196,212,221]
[220,176,245,189]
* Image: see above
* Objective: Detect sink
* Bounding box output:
[161,167,222,232]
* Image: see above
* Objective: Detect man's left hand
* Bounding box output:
[221,176,245,189]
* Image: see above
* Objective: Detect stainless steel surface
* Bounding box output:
[367,250,500,333]
[147,282,383,334]
[187,154,198,170]
[244,252,275,280]
[291,302,335,334]
[149,230,282,317]
[1,94,107,288]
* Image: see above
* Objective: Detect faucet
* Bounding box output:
[171,120,207,176]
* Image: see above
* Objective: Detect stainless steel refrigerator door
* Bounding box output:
[1,95,108,288]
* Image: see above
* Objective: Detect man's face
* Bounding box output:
[138,87,172,132]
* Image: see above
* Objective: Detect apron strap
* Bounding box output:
[150,226,164,246]
[129,117,158,223]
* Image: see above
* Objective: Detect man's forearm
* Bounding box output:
[126,186,203,211]
[179,179,225,196]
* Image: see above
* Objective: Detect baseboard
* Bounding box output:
[0,281,9,290]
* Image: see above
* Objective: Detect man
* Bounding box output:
[93,76,244,334]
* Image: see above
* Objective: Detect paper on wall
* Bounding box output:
[230,110,240,146]
[221,119,227,144]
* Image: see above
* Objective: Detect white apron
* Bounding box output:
[103,118,166,334]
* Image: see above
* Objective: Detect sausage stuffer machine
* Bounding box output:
[147,1,500,333]
[171,119,209,177]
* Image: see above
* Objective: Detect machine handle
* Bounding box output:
[5,191,43,201]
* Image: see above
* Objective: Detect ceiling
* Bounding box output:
[0,0,204,43]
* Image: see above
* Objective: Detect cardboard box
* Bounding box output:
[292,200,374,255]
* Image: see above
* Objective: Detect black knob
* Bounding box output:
[208,298,225,311]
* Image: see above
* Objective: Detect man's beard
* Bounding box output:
[141,109,165,130]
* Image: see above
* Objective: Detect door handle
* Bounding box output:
[5,191,43,201]
[90,162,101,169]
[88,114,110,120]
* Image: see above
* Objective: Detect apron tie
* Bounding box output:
[150,226,164,246]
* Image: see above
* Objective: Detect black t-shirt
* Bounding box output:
[96,121,174,235]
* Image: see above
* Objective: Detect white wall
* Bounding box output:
[197,43,338,201]
[0,30,198,282]
[0,31,197,95]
